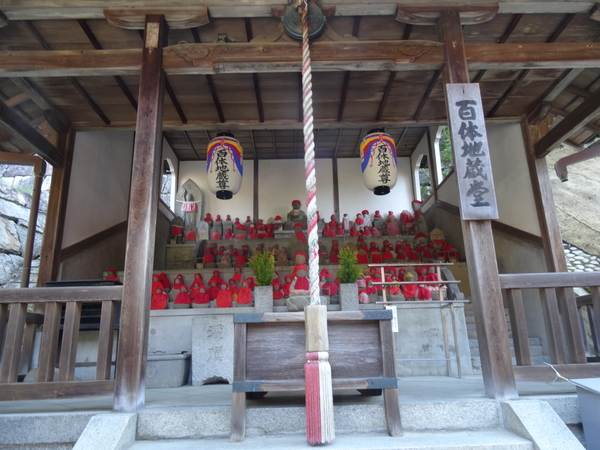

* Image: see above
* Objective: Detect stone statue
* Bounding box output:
[412,200,429,236]
[284,200,307,230]
[175,179,204,241]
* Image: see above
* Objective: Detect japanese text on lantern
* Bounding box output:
[215,149,229,190]
[446,84,498,221]
[376,143,391,184]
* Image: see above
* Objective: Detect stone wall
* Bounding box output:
[0,163,51,288]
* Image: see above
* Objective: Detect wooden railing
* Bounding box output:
[577,292,600,362]
[499,272,600,382]
[0,286,122,401]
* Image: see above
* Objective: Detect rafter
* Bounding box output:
[245,19,265,124]
[352,127,364,158]
[249,129,257,159]
[24,20,110,124]
[78,19,138,111]
[337,17,361,123]
[272,130,277,159]
[413,69,441,120]
[0,100,62,167]
[488,13,575,118]
[535,87,600,157]
[183,131,200,160]
[191,27,225,123]
[333,128,342,158]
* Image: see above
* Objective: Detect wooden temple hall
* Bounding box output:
[1,0,600,448]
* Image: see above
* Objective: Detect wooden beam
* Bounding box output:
[190,26,224,123]
[6,41,600,78]
[550,106,600,136]
[440,10,517,400]
[3,92,29,108]
[37,128,73,286]
[253,157,259,222]
[535,87,600,157]
[337,72,351,122]
[104,7,209,29]
[396,4,498,25]
[332,156,340,219]
[59,220,128,262]
[0,100,63,167]
[113,14,166,413]
[413,70,441,120]
[522,118,587,364]
[165,78,187,123]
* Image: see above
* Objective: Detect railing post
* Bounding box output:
[113,15,166,412]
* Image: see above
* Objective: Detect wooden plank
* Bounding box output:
[505,289,532,366]
[446,83,499,220]
[253,158,258,220]
[233,323,247,382]
[20,161,45,288]
[0,286,123,304]
[58,301,81,382]
[113,15,166,413]
[0,100,63,167]
[591,286,600,356]
[332,157,339,219]
[4,92,28,108]
[499,272,600,289]
[0,380,115,401]
[0,303,27,383]
[236,378,398,392]
[514,363,600,383]
[0,303,8,350]
[539,288,568,364]
[36,128,74,286]
[104,7,209,29]
[535,86,600,157]
[230,392,246,442]
[396,5,498,25]
[379,318,402,437]
[36,301,61,382]
[96,300,116,380]
[439,11,469,86]
[556,287,587,364]
[19,322,37,375]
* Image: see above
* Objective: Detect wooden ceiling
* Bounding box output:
[1,2,600,162]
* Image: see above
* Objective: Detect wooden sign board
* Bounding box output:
[446,83,499,221]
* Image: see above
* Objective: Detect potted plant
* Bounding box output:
[248,250,275,312]
[337,246,362,310]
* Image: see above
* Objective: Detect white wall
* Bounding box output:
[434,123,541,236]
[258,159,334,219]
[179,159,255,220]
[487,124,541,236]
[338,157,413,218]
[62,131,134,248]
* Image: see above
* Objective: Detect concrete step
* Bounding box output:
[129,429,533,450]
[468,330,513,340]
[467,323,511,332]
[135,400,503,441]
[469,345,544,358]
[471,355,551,370]
[465,314,511,325]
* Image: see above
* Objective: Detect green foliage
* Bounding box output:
[337,247,362,284]
[439,126,454,177]
[248,250,275,286]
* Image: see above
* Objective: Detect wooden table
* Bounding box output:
[230,310,402,442]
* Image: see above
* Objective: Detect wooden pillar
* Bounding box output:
[332,158,340,219]
[113,15,166,412]
[21,159,46,288]
[439,11,517,399]
[37,128,75,287]
[522,117,587,363]
[253,158,259,222]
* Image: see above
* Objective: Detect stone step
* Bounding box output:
[129,429,533,450]
[135,400,503,441]
[464,313,511,325]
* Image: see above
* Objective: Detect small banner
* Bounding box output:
[446,83,499,221]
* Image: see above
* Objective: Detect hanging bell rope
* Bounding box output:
[299,0,335,445]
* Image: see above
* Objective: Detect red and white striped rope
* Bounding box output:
[300,0,320,306]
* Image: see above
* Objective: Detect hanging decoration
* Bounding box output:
[297,0,335,445]
[206,132,243,200]
[359,128,398,195]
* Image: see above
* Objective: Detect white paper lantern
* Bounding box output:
[206,132,243,200]
[359,129,398,195]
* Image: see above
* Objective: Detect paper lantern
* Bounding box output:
[206,132,243,200]
[359,129,398,195]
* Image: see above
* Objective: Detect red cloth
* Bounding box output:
[151,292,168,310]
[174,291,191,305]
[322,282,338,296]
[159,273,171,290]
[185,231,196,241]
[190,288,210,304]
[208,285,220,301]
[273,288,284,300]
[171,225,183,236]
[295,230,307,244]
[237,287,253,304]
[402,284,418,299]
[293,276,310,290]
[216,289,232,308]
[211,232,221,240]
[417,286,432,300]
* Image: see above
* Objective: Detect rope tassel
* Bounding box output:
[305,352,335,444]
[298,0,335,444]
